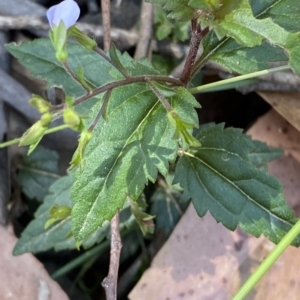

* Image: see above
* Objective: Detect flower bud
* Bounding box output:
[40,112,53,127]
[69,130,93,169]
[19,121,48,146]
[69,26,97,50]
[63,108,81,128]
[29,95,51,113]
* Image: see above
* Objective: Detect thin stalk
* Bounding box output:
[44,124,71,134]
[51,240,110,279]
[147,82,172,112]
[0,124,70,148]
[189,65,290,94]
[88,89,112,131]
[62,61,91,93]
[50,75,183,112]
[232,219,300,300]
[94,46,129,78]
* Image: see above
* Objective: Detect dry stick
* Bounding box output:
[134,1,154,60]
[102,212,122,300]
[101,0,111,52]
[180,20,209,85]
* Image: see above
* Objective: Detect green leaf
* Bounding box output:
[13,174,109,255]
[147,0,195,21]
[150,185,187,237]
[5,39,117,114]
[71,81,199,242]
[198,31,288,74]
[250,0,300,32]
[248,140,283,168]
[17,146,60,201]
[174,124,300,246]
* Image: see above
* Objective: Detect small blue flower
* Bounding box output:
[47,0,80,29]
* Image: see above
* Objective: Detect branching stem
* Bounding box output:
[50,75,183,112]
[180,20,209,85]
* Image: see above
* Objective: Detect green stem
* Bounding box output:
[232,219,300,300]
[0,139,20,148]
[45,124,71,135]
[51,240,110,279]
[189,65,290,94]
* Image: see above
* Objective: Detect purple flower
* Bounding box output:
[47,0,80,29]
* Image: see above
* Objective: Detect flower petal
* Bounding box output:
[46,5,59,28]
[47,0,80,29]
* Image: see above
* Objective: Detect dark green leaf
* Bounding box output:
[250,0,300,32]
[5,39,118,114]
[248,140,283,168]
[17,146,60,201]
[150,185,187,237]
[147,0,195,21]
[174,124,300,246]
[13,174,109,255]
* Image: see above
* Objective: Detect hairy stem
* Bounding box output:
[88,90,112,131]
[180,20,209,85]
[94,46,128,78]
[62,61,91,93]
[50,75,183,112]
[147,81,172,112]
[102,212,122,300]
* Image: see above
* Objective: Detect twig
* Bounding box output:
[50,74,184,113]
[102,212,122,300]
[101,0,111,51]
[134,1,154,60]
[180,20,209,85]
[62,61,91,93]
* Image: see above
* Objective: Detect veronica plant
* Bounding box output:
[2,2,300,295]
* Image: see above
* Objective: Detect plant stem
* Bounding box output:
[180,20,209,85]
[232,219,300,300]
[62,61,91,93]
[51,240,110,279]
[94,46,129,78]
[189,65,290,94]
[88,89,111,131]
[50,75,183,112]
[102,212,122,300]
[147,81,172,112]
